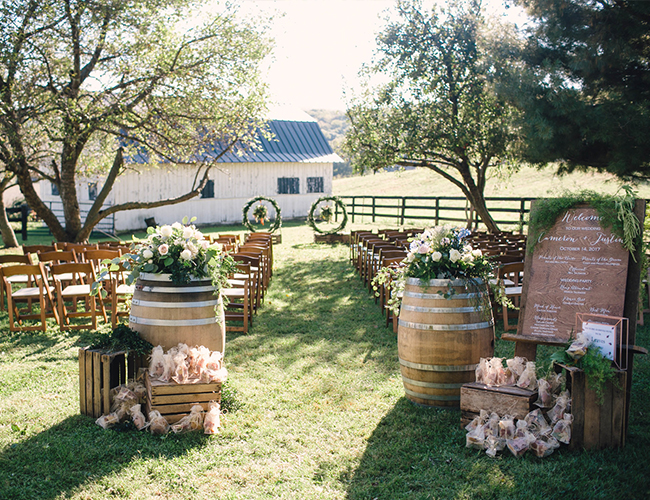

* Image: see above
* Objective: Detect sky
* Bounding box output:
[236,0,528,111]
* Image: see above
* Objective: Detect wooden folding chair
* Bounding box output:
[223,277,250,334]
[0,253,34,311]
[1,263,59,332]
[497,261,525,332]
[50,262,107,330]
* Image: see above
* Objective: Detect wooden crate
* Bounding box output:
[460,382,537,428]
[314,233,350,244]
[145,373,221,424]
[558,364,627,450]
[79,347,127,418]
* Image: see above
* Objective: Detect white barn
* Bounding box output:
[39,108,341,233]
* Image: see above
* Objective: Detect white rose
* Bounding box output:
[462,253,474,263]
[407,252,416,262]
[431,251,442,262]
[418,244,430,254]
[180,249,192,260]
[201,240,210,250]
[449,249,462,263]
[142,248,153,259]
[172,222,182,230]
[472,248,483,258]
[183,226,194,239]
[158,244,169,256]
[160,225,173,238]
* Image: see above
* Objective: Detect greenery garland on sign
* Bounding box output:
[307,196,348,235]
[527,187,641,259]
[242,196,282,233]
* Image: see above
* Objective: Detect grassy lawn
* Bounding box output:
[0,222,649,499]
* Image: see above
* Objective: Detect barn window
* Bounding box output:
[277,177,300,194]
[88,182,98,200]
[51,183,59,196]
[201,180,215,199]
[307,177,324,193]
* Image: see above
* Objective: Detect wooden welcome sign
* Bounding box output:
[520,206,629,342]
[503,200,644,360]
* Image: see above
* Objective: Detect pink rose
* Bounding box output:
[158,244,169,256]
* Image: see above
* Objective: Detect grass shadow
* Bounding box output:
[0,415,216,500]
[346,396,650,500]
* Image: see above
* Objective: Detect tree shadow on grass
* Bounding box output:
[0,415,213,500]
[346,398,650,500]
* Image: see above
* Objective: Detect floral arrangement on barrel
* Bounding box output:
[404,226,493,282]
[92,217,236,298]
[252,203,268,225]
[372,226,494,314]
[127,217,236,288]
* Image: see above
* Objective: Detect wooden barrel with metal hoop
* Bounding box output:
[129,273,225,354]
[397,277,494,408]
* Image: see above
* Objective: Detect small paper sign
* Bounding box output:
[582,321,616,361]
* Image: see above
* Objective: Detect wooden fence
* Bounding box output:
[335,195,535,231]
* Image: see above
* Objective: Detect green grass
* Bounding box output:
[0,223,649,499]
[333,165,650,199]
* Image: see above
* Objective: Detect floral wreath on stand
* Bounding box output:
[242,196,282,233]
[307,196,348,235]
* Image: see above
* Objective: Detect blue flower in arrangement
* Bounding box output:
[404,226,493,281]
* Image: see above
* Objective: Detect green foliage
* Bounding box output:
[344,0,522,232]
[527,188,642,257]
[550,346,618,405]
[307,196,348,235]
[509,0,650,180]
[0,0,272,242]
[88,324,153,357]
[242,196,282,233]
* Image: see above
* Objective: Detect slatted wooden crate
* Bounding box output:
[558,364,627,450]
[145,372,222,424]
[79,347,127,418]
[460,382,538,428]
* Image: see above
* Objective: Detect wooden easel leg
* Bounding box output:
[514,341,537,361]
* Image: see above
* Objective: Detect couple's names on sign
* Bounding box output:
[519,207,629,343]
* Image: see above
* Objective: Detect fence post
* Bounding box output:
[372,197,376,223]
[519,199,526,234]
[435,198,439,226]
[400,197,406,226]
[351,197,356,223]
[20,204,28,240]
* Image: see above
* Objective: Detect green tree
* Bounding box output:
[344,0,520,233]
[510,0,650,179]
[0,0,271,242]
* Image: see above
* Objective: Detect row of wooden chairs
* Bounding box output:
[350,230,410,331]
[222,232,275,335]
[0,247,132,332]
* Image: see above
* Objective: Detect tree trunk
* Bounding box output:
[0,198,19,248]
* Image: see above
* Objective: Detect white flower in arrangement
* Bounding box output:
[462,252,474,263]
[449,249,462,263]
[201,240,210,250]
[160,225,173,238]
[172,222,182,230]
[409,241,420,253]
[180,249,193,260]
[431,251,443,262]
[182,226,194,239]
[186,241,199,256]
[407,253,416,262]
[158,244,169,256]
[142,248,154,259]
[418,243,430,254]
[472,248,483,258]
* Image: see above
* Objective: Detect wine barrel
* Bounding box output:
[397,278,494,408]
[129,273,226,354]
